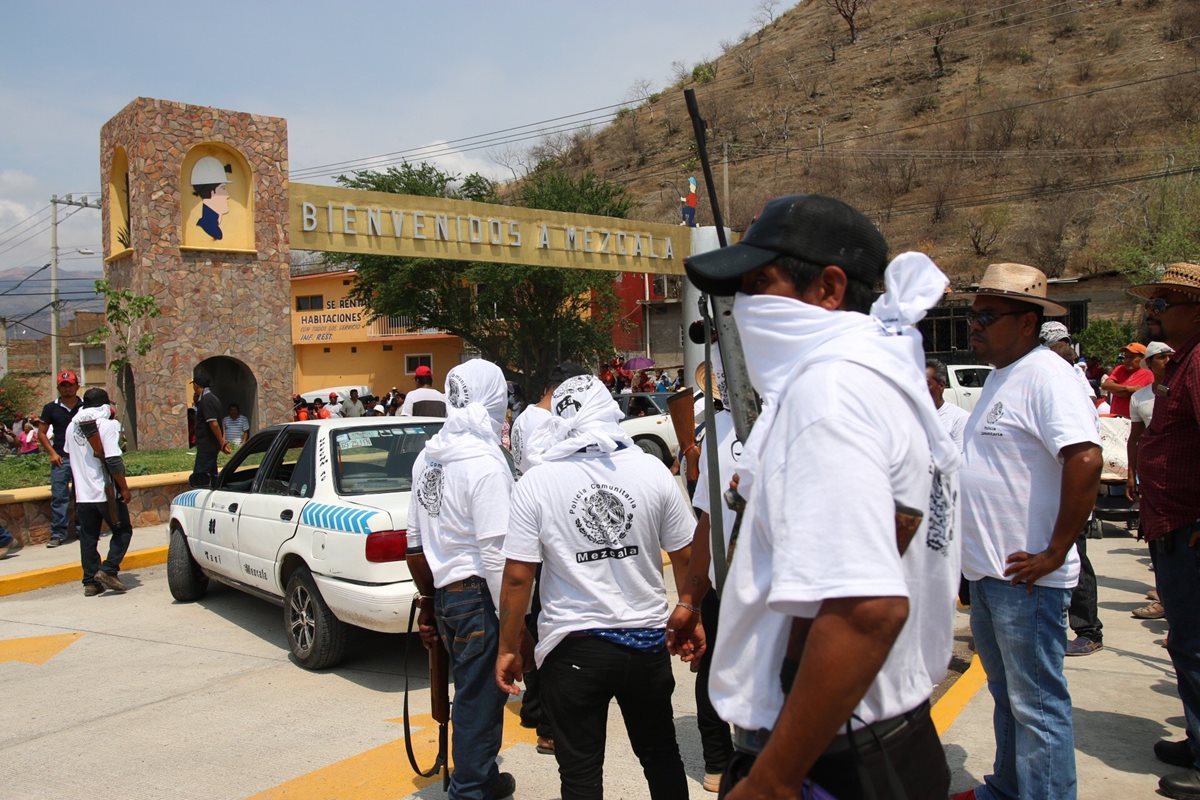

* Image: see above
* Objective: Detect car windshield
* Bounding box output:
[332,423,443,496]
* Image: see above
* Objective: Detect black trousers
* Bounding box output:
[519,569,553,739]
[696,588,734,773]
[78,501,133,585]
[541,636,688,800]
[719,702,949,800]
[191,444,219,487]
[1069,532,1103,643]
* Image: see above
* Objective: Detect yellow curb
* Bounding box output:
[931,654,987,735]
[0,545,168,597]
[1,471,191,506]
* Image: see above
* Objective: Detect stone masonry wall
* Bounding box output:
[100,98,292,450]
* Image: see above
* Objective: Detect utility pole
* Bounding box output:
[722,143,730,219]
[48,193,101,394]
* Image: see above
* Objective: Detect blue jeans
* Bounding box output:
[1151,526,1200,768]
[49,456,80,542]
[0,525,12,547]
[435,578,506,800]
[970,577,1076,800]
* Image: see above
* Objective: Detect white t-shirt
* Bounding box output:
[691,409,739,586]
[326,402,343,418]
[936,401,970,450]
[65,408,122,504]
[505,446,695,666]
[509,405,552,475]
[1130,384,1156,426]
[406,451,513,604]
[711,361,958,731]
[400,387,447,416]
[960,347,1099,589]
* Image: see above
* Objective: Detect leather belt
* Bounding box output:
[441,575,486,592]
[732,700,929,757]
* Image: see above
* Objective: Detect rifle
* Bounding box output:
[683,88,761,594]
[666,389,700,482]
[403,596,450,790]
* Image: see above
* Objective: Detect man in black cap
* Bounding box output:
[191,366,231,487]
[684,194,961,800]
[65,388,135,595]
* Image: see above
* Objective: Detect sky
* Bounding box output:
[0,0,764,322]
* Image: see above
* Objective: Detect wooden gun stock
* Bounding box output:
[428,631,450,725]
[666,389,700,481]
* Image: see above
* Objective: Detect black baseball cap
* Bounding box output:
[548,362,589,385]
[684,194,888,296]
[82,387,111,408]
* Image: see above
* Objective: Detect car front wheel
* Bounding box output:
[167,527,208,601]
[284,567,347,670]
[635,436,668,465]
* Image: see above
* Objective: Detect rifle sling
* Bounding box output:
[402,598,448,781]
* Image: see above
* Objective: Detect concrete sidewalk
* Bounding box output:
[0,522,169,594]
[943,528,1183,797]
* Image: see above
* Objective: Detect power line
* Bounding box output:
[0,204,50,245]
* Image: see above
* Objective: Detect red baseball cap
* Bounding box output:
[414,365,432,378]
[329,392,338,399]
[57,370,78,385]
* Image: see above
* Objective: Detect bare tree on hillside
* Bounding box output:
[911,9,963,77]
[823,0,871,43]
[753,0,781,29]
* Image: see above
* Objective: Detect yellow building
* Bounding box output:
[291,269,463,394]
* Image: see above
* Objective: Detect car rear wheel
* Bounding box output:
[166,527,208,601]
[284,567,347,670]
[635,436,669,465]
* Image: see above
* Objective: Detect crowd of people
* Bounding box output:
[2,191,1198,799]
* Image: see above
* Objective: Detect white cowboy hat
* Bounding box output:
[957,262,1067,316]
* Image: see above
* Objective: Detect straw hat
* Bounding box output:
[959,262,1067,316]
[694,363,722,402]
[1127,262,1200,301]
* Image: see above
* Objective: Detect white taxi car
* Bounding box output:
[167,417,444,669]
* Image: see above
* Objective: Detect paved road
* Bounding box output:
[0,560,716,799]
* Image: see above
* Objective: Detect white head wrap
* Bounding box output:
[421,359,509,469]
[527,375,635,464]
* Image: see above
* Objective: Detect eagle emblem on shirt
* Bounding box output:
[986,401,1005,425]
[416,461,445,516]
[446,375,469,409]
[573,486,634,547]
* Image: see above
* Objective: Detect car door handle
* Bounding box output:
[280,509,294,521]
[228,503,239,513]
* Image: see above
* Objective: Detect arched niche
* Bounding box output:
[180,143,255,252]
[107,147,131,259]
[195,355,259,436]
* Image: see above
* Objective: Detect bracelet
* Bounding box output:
[675,602,701,614]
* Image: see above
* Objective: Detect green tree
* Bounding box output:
[1101,173,1200,283]
[0,373,37,423]
[333,163,627,396]
[86,279,162,448]
[1075,318,1136,367]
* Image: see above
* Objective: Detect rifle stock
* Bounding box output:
[428,629,450,724]
[666,389,700,482]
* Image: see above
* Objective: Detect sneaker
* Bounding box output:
[46,537,66,548]
[1066,636,1103,656]
[84,583,104,597]
[0,542,9,559]
[93,570,128,593]
[1133,601,1165,619]
[703,772,723,793]
[488,772,516,799]
[2,539,23,558]
[1157,739,1195,768]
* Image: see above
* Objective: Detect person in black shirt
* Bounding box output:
[190,366,230,487]
[36,370,83,547]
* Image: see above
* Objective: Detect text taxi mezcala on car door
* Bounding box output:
[167,417,444,669]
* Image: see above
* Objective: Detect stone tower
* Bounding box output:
[100,98,292,450]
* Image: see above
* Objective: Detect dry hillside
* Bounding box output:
[536,0,1200,283]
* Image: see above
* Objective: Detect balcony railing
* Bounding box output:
[367,314,444,338]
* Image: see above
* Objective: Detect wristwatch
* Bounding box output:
[414,594,434,610]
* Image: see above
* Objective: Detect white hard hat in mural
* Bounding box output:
[190,156,230,186]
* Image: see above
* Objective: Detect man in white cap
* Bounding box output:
[495,374,699,800]
[955,262,1102,800]
[683,194,962,800]
[405,359,515,800]
[190,155,231,240]
[1125,263,1200,798]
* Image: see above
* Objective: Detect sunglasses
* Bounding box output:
[1145,297,1200,315]
[966,309,1028,328]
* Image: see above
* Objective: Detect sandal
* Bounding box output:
[1133,601,1165,620]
